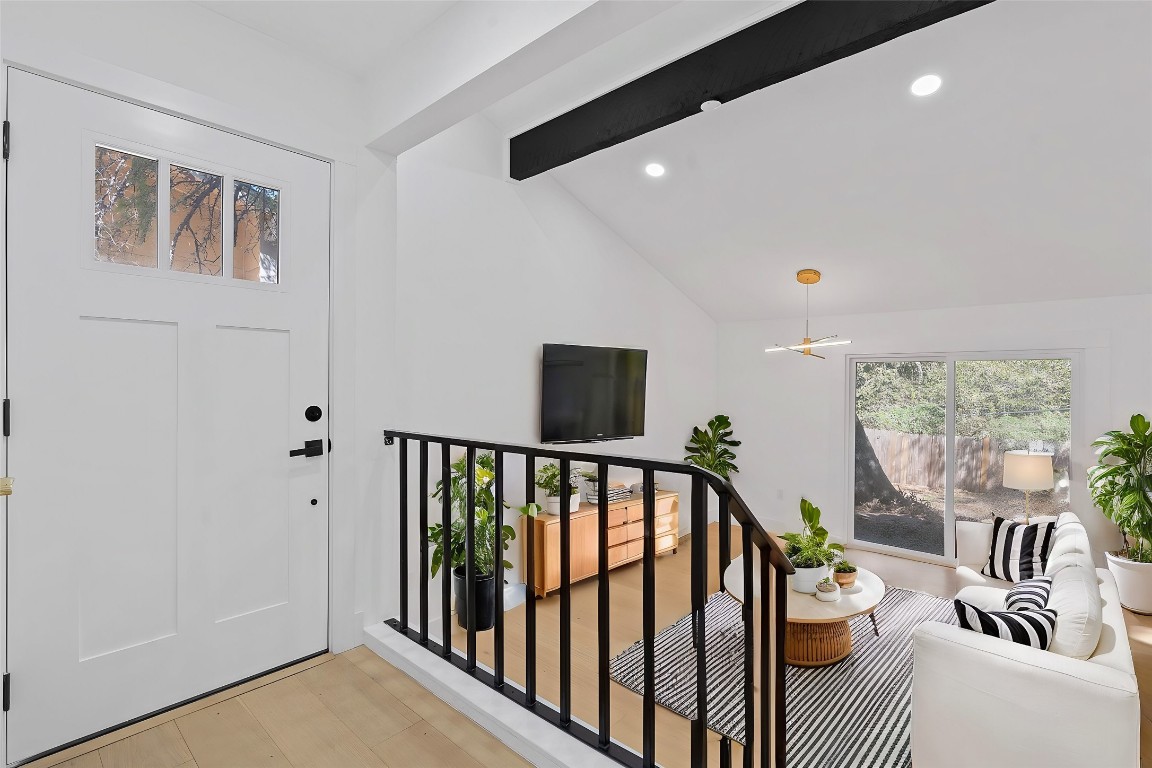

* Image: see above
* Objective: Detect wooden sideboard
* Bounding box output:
[524,490,679,598]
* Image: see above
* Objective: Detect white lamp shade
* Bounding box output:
[1003,451,1054,491]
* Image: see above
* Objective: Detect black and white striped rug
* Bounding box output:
[608,587,955,767]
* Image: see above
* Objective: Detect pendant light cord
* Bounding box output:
[805,283,810,338]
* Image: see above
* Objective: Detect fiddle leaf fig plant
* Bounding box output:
[684,414,741,480]
[780,497,844,568]
[428,452,537,579]
[1089,414,1152,563]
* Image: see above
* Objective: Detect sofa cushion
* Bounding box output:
[955,584,1010,612]
[1047,564,1103,659]
[981,517,1056,582]
[1005,576,1053,611]
[953,600,1058,649]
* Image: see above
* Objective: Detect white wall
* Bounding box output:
[718,294,1152,563]
[390,114,719,615]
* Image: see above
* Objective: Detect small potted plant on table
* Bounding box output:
[781,498,844,594]
[815,577,841,602]
[833,560,858,590]
[536,461,580,516]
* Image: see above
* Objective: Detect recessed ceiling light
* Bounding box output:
[700,100,722,112]
[645,163,665,177]
[910,74,942,97]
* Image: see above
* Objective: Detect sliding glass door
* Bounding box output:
[852,360,948,557]
[850,355,1073,561]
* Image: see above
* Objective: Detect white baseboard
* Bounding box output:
[362,622,621,768]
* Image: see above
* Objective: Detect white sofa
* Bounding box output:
[912,512,1140,768]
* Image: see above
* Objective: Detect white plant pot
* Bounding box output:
[791,565,829,594]
[544,492,582,516]
[1105,551,1152,614]
[815,583,841,602]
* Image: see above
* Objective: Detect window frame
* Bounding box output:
[845,349,1082,565]
[82,132,290,292]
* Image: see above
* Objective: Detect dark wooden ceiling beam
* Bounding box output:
[509,0,994,180]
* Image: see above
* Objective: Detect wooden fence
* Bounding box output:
[862,429,1068,492]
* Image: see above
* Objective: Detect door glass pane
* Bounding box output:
[170,165,223,275]
[233,181,280,283]
[94,146,158,267]
[955,359,1071,523]
[854,361,947,555]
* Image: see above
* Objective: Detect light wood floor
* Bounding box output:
[22,530,1152,768]
[24,648,530,768]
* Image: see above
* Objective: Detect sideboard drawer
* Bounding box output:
[607,506,629,528]
[655,532,678,553]
[608,543,629,567]
[607,524,630,548]
[654,513,676,536]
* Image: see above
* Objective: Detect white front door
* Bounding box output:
[5,69,331,763]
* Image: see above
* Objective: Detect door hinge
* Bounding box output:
[4,673,11,711]
[3,120,9,161]
[3,398,10,437]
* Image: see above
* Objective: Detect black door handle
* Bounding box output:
[289,439,324,458]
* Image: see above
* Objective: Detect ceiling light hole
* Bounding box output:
[910,74,942,97]
[700,100,722,112]
[645,163,665,178]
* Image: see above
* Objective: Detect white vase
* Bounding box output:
[815,583,841,602]
[791,564,829,594]
[544,492,582,516]
[1106,551,1152,614]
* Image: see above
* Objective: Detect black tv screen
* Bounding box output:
[541,344,647,444]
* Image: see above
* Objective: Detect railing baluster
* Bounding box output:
[691,474,708,767]
[719,489,732,585]
[597,461,610,748]
[524,453,537,706]
[465,446,477,671]
[441,442,452,659]
[760,544,771,768]
[494,449,505,688]
[742,523,755,768]
[419,441,429,645]
[642,468,656,767]
[559,457,572,726]
[399,439,408,632]
[774,553,787,768]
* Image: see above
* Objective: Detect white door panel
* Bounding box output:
[6,69,330,762]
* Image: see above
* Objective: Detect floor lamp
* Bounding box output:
[1003,450,1054,524]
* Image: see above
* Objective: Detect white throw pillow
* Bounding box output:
[1046,564,1103,659]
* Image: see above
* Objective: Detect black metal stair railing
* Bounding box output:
[382,429,794,768]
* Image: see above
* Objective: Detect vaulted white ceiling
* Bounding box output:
[197,0,456,78]
[537,0,1152,321]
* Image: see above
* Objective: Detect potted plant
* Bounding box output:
[815,577,841,602]
[684,414,741,480]
[428,452,537,631]
[833,560,858,590]
[781,498,844,594]
[536,462,580,515]
[1090,413,1152,613]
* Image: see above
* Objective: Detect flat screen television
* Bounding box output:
[540,344,647,444]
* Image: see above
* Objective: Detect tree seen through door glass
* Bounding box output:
[170,165,223,275]
[233,181,280,283]
[94,146,158,267]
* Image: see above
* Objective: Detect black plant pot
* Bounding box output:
[452,566,496,631]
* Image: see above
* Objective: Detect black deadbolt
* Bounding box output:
[305,405,323,422]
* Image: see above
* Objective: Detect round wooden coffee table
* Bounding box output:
[784,569,885,666]
[724,560,885,668]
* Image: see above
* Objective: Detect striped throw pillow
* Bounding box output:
[981,517,1056,582]
[954,600,1058,649]
[1005,576,1053,611]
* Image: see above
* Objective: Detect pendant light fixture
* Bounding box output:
[764,269,851,359]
